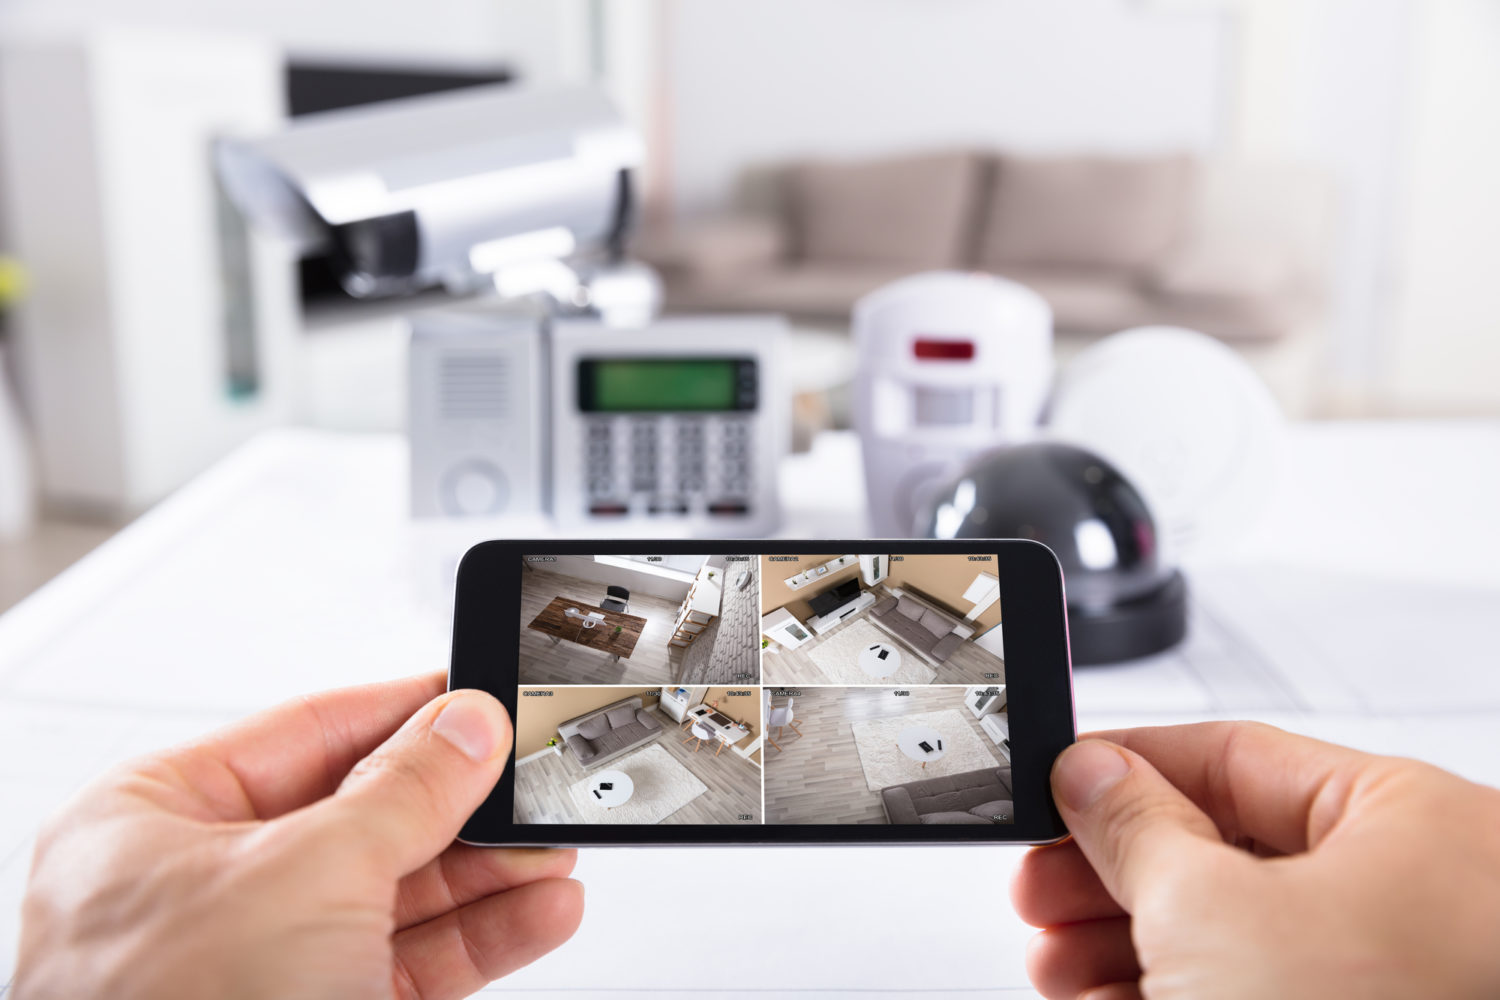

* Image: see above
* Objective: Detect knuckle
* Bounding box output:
[345,744,458,816]
[343,743,429,792]
[391,952,425,1000]
[1097,790,1212,886]
[1103,790,1184,847]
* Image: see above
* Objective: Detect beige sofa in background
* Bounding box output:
[636,150,1334,413]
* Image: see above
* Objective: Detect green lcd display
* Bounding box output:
[584,359,741,412]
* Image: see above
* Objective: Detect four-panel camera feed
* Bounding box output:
[513,553,1011,827]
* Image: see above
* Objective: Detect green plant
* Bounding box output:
[614,625,623,635]
[761,638,770,649]
[545,737,559,748]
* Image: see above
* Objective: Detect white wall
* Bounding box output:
[0,32,301,511]
[1212,0,1500,411]
[1216,0,1417,399]
[0,0,586,75]
[1383,0,1500,411]
[0,1,603,438]
[543,555,694,604]
[664,1,1500,413]
[664,0,1229,215]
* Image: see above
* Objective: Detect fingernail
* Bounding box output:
[1054,741,1130,812]
[431,695,502,762]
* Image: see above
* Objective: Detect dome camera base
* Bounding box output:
[1067,570,1189,667]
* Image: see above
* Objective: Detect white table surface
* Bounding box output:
[859,641,903,679]
[2,421,1499,998]
[896,725,947,765]
[586,770,633,810]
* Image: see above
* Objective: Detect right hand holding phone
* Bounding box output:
[1013,721,1500,999]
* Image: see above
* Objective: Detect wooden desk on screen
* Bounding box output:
[527,597,647,661]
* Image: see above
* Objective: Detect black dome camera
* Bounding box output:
[917,441,1188,665]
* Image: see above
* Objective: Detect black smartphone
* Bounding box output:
[449,539,1075,846]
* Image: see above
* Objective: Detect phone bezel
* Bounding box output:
[449,538,1075,846]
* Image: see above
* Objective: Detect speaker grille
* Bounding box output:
[440,354,510,420]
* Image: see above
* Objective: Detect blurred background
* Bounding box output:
[0,0,1497,607]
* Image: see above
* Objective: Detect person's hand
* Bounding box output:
[15,673,583,999]
[1012,721,1500,999]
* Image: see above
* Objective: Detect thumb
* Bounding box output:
[1052,739,1229,912]
[310,688,512,878]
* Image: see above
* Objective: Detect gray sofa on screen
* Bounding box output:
[869,591,969,664]
[881,766,1014,825]
[558,695,663,768]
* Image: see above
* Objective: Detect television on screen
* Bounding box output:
[807,577,862,618]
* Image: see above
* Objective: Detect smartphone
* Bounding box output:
[449,539,1075,846]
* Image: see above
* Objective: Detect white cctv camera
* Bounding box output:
[214,84,644,301]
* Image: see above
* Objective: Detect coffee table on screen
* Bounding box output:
[586,769,635,810]
[896,725,946,770]
[858,642,903,679]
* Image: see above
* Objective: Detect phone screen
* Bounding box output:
[513,551,1013,828]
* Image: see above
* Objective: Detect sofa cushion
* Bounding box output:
[879,787,919,822]
[930,633,965,662]
[788,151,983,267]
[885,617,927,649]
[635,709,661,730]
[917,608,953,640]
[975,265,1147,335]
[899,767,1011,813]
[968,800,1013,822]
[565,734,596,761]
[978,154,1196,273]
[882,767,1015,824]
[918,811,993,825]
[605,705,638,730]
[871,596,899,618]
[635,215,786,276]
[592,723,642,756]
[1145,238,1296,306]
[575,715,609,740]
[895,595,925,621]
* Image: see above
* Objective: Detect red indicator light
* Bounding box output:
[913,338,975,360]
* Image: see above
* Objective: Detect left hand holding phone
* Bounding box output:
[15,672,584,1000]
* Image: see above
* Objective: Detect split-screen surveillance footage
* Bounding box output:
[511,552,1012,827]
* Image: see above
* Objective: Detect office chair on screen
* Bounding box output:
[683,720,717,754]
[600,585,630,613]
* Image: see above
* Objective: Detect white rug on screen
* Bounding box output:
[804,619,937,685]
[850,708,1001,791]
[566,743,707,824]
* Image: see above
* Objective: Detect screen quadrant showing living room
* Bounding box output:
[513,686,764,825]
[519,553,761,686]
[762,686,1013,825]
[759,553,1004,686]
